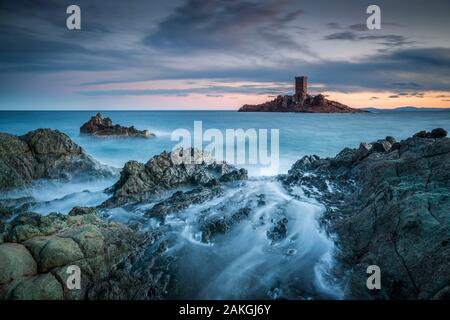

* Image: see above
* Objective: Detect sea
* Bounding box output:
[1,110,449,299]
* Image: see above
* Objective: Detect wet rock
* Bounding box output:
[0,206,12,221]
[201,219,231,242]
[87,239,170,300]
[201,207,252,242]
[267,218,288,242]
[146,181,224,220]
[0,243,37,284]
[0,129,113,191]
[102,148,247,207]
[6,273,64,300]
[413,130,428,138]
[289,155,321,173]
[33,237,84,273]
[285,128,450,299]
[413,128,447,139]
[370,139,392,153]
[5,212,68,243]
[219,168,248,182]
[231,207,251,222]
[80,113,155,138]
[430,128,447,139]
[385,136,396,144]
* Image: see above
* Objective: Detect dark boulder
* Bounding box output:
[0,129,113,191]
[201,207,252,242]
[102,148,247,208]
[80,113,155,138]
[430,128,447,139]
[146,181,224,220]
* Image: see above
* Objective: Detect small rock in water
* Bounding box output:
[267,217,289,242]
[286,248,297,256]
[80,112,155,138]
[267,287,283,300]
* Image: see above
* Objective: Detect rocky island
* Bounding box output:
[80,113,155,138]
[238,76,366,113]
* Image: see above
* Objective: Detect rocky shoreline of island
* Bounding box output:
[0,127,448,299]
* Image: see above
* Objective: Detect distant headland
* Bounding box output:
[238,76,367,113]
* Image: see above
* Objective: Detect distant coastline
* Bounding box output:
[361,107,450,112]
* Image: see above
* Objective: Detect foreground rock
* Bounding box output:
[80,113,155,138]
[102,148,247,208]
[0,129,113,191]
[0,207,169,300]
[285,128,450,299]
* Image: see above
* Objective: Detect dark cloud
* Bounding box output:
[389,95,399,98]
[143,0,308,53]
[324,31,414,47]
[324,32,356,40]
[392,82,421,88]
[348,23,367,32]
[358,35,415,47]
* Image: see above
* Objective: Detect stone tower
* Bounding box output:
[294,76,307,104]
[295,76,307,96]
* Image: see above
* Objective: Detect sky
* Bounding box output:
[0,0,450,110]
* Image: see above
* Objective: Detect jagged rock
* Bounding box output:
[146,181,224,220]
[102,148,247,207]
[289,155,321,173]
[80,113,155,138]
[414,128,447,139]
[285,128,450,300]
[430,128,447,138]
[267,217,289,242]
[219,168,248,182]
[385,136,396,144]
[86,240,170,300]
[201,207,252,242]
[0,129,113,191]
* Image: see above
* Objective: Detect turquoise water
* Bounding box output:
[1,110,449,176]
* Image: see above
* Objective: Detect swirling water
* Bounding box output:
[1,110,449,299]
